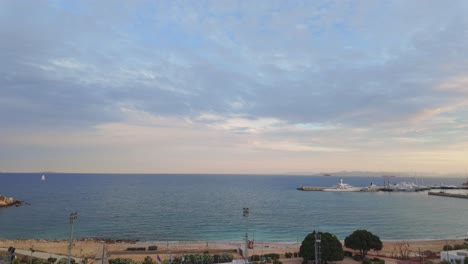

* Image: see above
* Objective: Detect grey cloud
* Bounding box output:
[1,0,468,133]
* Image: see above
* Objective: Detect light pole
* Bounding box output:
[445,240,449,262]
[30,246,35,264]
[314,231,321,264]
[243,208,249,263]
[7,247,15,264]
[68,212,78,264]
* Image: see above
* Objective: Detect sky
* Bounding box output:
[1,1,468,175]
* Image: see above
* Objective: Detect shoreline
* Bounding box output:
[2,238,466,264]
[1,237,465,252]
[2,237,468,243]
[2,236,468,244]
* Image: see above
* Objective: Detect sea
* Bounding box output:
[0,173,467,242]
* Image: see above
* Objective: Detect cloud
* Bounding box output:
[2,0,468,173]
[250,140,352,153]
[438,75,468,94]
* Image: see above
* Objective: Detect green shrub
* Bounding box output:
[293,252,298,258]
[32,258,50,264]
[454,244,465,250]
[142,256,154,264]
[344,251,353,257]
[285,252,293,258]
[19,256,30,264]
[362,258,372,264]
[109,258,138,264]
[57,259,76,264]
[464,256,468,264]
[250,255,260,261]
[264,253,280,260]
[213,254,233,263]
[443,245,453,251]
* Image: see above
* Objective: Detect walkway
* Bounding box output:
[0,248,82,263]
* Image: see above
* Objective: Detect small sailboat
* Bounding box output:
[41,175,46,182]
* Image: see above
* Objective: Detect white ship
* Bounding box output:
[323,179,362,192]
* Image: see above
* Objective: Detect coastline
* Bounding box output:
[0,195,23,208]
[1,238,465,261]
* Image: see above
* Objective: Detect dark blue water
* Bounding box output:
[0,173,467,241]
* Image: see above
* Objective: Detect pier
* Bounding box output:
[428,191,468,199]
[296,186,326,191]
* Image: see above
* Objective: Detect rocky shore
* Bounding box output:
[0,194,23,207]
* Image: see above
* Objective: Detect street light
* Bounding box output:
[314,231,321,264]
[243,208,249,263]
[7,247,15,264]
[68,212,78,264]
[30,246,35,264]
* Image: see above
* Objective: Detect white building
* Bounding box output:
[440,249,468,263]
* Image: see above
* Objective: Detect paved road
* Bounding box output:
[0,248,82,263]
[94,245,109,264]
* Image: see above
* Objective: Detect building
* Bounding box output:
[440,249,468,263]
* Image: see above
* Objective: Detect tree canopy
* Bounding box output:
[299,231,344,263]
[344,230,383,258]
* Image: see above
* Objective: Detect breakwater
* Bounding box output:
[428,191,468,199]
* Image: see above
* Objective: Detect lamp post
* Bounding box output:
[445,240,449,262]
[68,212,78,264]
[243,208,249,263]
[314,231,321,264]
[7,247,15,264]
[30,247,35,264]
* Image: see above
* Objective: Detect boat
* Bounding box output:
[438,183,458,189]
[323,179,363,192]
[462,179,468,187]
[41,175,46,182]
[361,182,380,192]
[393,181,418,192]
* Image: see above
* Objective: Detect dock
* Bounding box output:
[296,186,326,191]
[428,191,468,199]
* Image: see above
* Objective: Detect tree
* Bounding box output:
[299,231,344,263]
[344,230,383,258]
[143,256,154,264]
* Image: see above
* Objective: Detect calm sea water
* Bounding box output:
[0,173,467,242]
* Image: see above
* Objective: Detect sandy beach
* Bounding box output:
[1,238,465,263]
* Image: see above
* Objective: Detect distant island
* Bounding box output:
[0,194,23,207]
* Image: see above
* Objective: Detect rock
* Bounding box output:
[0,195,24,208]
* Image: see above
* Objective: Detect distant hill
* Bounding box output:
[283,171,466,178]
